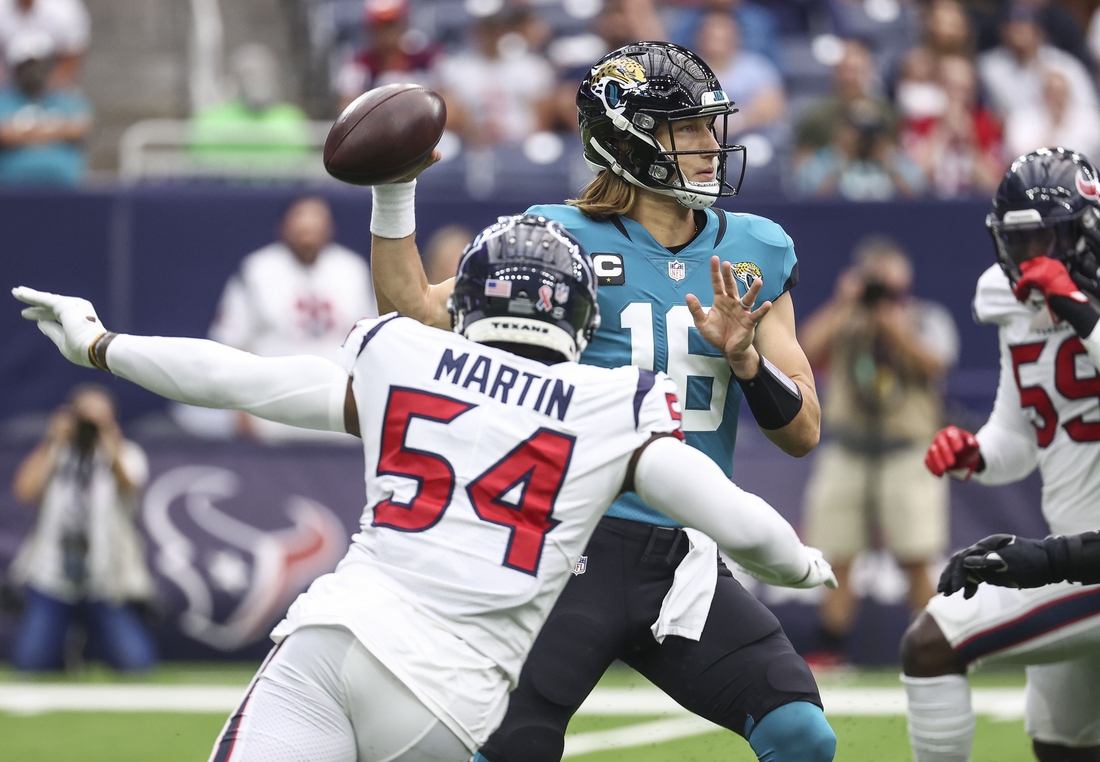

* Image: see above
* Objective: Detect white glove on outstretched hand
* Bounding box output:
[793,546,839,589]
[12,287,107,368]
[748,545,838,589]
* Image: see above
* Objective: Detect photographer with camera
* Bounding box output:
[798,237,958,667]
[8,384,157,671]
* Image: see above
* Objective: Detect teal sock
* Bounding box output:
[747,701,836,762]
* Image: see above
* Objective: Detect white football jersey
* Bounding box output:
[271,316,683,748]
[973,265,1100,535]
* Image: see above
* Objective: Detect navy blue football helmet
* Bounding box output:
[987,147,1100,298]
[577,41,746,210]
[449,215,600,362]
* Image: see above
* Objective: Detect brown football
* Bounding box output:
[323,84,447,185]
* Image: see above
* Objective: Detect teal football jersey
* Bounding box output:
[526,204,799,526]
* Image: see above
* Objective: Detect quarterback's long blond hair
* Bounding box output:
[567,170,637,220]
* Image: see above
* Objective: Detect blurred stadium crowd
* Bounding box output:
[4,0,1100,198]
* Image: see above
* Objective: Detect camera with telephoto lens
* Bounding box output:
[860,280,897,306]
[75,418,98,452]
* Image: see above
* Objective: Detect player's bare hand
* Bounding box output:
[389,149,442,184]
[46,407,75,443]
[12,286,107,368]
[834,268,864,305]
[686,256,771,377]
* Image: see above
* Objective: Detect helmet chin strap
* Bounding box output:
[671,180,720,210]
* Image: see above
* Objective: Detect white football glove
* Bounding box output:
[791,545,839,589]
[12,286,107,368]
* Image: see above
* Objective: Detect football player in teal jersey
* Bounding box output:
[368,41,834,762]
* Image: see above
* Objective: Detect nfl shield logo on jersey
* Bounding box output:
[668,260,686,281]
[572,555,588,575]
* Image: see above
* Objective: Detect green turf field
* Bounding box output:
[0,664,1034,762]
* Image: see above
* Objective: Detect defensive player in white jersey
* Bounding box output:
[903,149,1100,762]
[13,215,835,762]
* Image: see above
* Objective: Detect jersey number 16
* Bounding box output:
[621,302,730,432]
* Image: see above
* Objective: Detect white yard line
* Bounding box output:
[0,683,1025,725]
[575,686,1024,720]
[561,687,1025,757]
[0,685,248,715]
[563,716,720,758]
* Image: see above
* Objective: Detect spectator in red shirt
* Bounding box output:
[899,54,1002,198]
[334,0,439,114]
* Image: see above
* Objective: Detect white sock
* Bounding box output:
[903,673,976,762]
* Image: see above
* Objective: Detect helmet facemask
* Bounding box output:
[987,206,1100,299]
[586,107,746,210]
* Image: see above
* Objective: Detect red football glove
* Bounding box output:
[925,425,982,480]
[1013,257,1088,304]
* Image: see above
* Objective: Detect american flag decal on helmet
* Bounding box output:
[485,279,513,298]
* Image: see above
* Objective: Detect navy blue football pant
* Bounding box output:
[475,517,835,762]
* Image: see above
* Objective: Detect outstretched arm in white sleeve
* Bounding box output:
[631,436,837,589]
[13,287,351,435]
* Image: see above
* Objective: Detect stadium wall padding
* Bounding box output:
[0,433,1044,664]
[0,188,1031,663]
[1,187,1000,425]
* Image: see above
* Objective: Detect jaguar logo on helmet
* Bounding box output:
[1076,168,1100,201]
[590,57,647,109]
[592,57,646,86]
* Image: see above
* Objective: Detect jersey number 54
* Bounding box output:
[372,387,575,575]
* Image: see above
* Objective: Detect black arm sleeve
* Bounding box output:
[735,356,803,430]
[1047,295,1100,338]
[1044,531,1100,586]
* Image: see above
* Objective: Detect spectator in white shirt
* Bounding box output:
[173,197,377,443]
[0,0,88,86]
[1004,68,1100,163]
[978,4,1097,121]
[434,6,554,146]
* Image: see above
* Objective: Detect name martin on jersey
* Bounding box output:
[433,345,575,422]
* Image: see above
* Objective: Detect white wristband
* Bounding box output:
[370,180,417,239]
